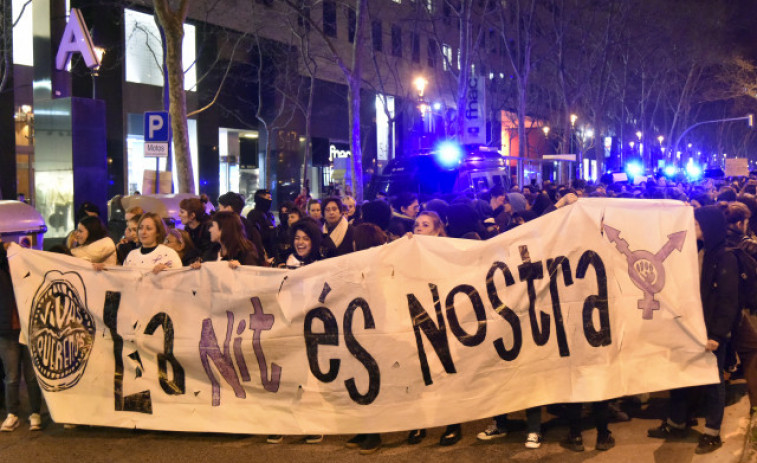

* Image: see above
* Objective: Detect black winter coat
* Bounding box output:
[695,206,741,345]
[0,246,19,336]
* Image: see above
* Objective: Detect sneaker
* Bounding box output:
[477,423,508,441]
[647,421,688,439]
[695,434,722,454]
[304,434,323,444]
[596,432,615,451]
[346,434,367,448]
[525,432,542,449]
[359,434,382,455]
[407,429,426,445]
[1,414,19,432]
[266,435,284,444]
[439,424,462,446]
[561,434,584,452]
[29,413,42,431]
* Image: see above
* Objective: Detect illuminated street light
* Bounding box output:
[413,76,428,98]
[636,131,642,140]
[570,114,578,126]
[629,141,635,149]
[657,135,664,144]
[542,126,550,136]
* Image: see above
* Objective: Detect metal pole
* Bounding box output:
[672,115,753,166]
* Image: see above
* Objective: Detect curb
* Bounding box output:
[740,408,756,463]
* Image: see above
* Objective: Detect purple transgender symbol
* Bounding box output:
[603,225,687,320]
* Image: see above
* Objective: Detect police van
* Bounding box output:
[368,146,514,199]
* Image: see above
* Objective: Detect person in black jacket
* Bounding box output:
[179,197,213,256]
[246,189,276,263]
[648,205,740,454]
[0,241,43,431]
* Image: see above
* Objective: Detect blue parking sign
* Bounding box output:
[144,112,170,142]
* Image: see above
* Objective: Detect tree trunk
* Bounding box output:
[348,75,363,200]
[154,0,194,194]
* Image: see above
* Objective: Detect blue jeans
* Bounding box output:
[0,335,42,416]
[669,345,726,433]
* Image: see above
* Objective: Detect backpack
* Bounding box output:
[730,246,757,315]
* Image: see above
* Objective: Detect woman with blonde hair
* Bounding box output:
[123,212,182,273]
[413,211,447,237]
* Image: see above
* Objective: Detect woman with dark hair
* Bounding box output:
[196,211,262,267]
[179,197,212,255]
[352,223,388,251]
[70,215,117,265]
[322,197,354,257]
[306,199,322,223]
[270,217,324,445]
[123,212,182,273]
[285,218,324,268]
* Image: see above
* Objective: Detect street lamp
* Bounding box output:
[413,76,428,150]
[570,114,578,127]
[413,76,428,98]
[542,126,550,136]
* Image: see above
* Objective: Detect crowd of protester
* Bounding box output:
[0,174,755,455]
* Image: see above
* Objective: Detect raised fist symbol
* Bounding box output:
[634,259,657,286]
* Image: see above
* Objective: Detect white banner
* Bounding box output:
[8,199,718,434]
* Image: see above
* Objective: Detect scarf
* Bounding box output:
[323,216,349,249]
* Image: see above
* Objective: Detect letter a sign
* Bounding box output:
[56,8,101,71]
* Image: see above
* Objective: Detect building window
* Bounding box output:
[391,25,402,58]
[323,0,337,37]
[348,8,356,43]
[125,9,196,91]
[442,43,452,70]
[427,39,437,68]
[411,32,420,63]
[372,20,382,51]
[12,0,33,66]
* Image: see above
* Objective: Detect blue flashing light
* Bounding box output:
[685,160,702,179]
[434,141,463,168]
[625,162,643,178]
[663,165,677,177]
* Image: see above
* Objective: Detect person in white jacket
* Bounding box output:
[70,216,117,265]
[123,212,182,273]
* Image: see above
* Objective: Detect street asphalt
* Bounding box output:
[0,382,752,463]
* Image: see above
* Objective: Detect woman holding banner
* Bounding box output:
[270,217,324,444]
[123,213,182,272]
[198,211,262,267]
[647,205,740,454]
[404,212,464,447]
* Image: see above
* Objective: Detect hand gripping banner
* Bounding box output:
[8,199,718,434]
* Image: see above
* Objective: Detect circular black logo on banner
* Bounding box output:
[29,271,96,392]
